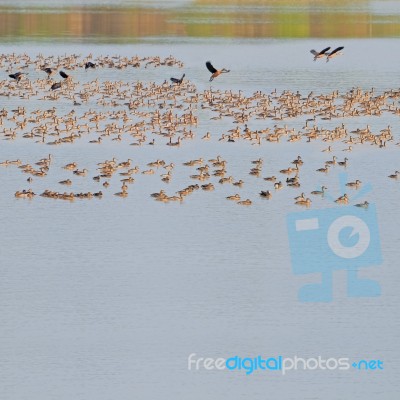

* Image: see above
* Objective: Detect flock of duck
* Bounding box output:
[0,52,398,206]
[6,153,377,206]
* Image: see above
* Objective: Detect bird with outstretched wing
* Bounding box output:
[170,73,185,84]
[326,46,344,61]
[310,46,331,61]
[206,61,230,81]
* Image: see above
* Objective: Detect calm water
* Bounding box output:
[0,2,399,400]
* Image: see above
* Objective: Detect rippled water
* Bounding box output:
[1,2,399,400]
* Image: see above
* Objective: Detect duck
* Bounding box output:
[249,168,261,177]
[61,192,75,201]
[163,162,175,171]
[41,66,56,77]
[121,177,135,184]
[219,176,233,184]
[15,189,35,199]
[118,159,132,169]
[335,194,349,204]
[213,168,226,177]
[280,167,294,174]
[207,155,222,164]
[167,194,184,202]
[205,61,230,81]
[151,190,166,199]
[63,162,77,170]
[8,159,22,166]
[170,73,185,85]
[291,155,303,165]
[295,198,311,206]
[32,167,47,177]
[201,183,214,191]
[147,159,165,168]
[325,46,344,62]
[316,164,330,173]
[311,186,328,195]
[237,199,252,206]
[114,191,128,197]
[191,173,209,181]
[59,179,72,185]
[232,180,244,187]
[183,158,203,166]
[73,168,88,176]
[346,180,362,188]
[287,181,301,188]
[36,154,52,164]
[326,155,337,165]
[259,190,272,199]
[294,192,306,201]
[166,136,181,146]
[355,201,369,208]
[227,194,241,201]
[286,176,299,184]
[310,46,331,61]
[9,72,25,82]
[85,61,96,70]
[274,181,283,190]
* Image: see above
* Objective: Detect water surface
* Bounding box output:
[0,2,399,400]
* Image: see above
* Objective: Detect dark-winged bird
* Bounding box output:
[326,46,344,62]
[51,82,62,91]
[170,73,185,85]
[42,67,55,77]
[85,62,96,70]
[59,71,69,79]
[9,72,24,82]
[310,47,331,61]
[206,61,230,81]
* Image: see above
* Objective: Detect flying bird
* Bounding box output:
[51,82,62,91]
[9,72,24,82]
[310,46,331,61]
[326,46,344,61]
[170,73,185,85]
[41,67,56,77]
[59,71,69,79]
[206,61,230,81]
[85,62,96,70]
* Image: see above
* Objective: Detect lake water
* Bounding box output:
[0,2,399,400]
